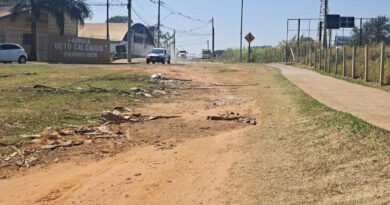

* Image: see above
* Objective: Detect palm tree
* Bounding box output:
[11,0,50,60]
[11,0,92,60]
[49,0,92,36]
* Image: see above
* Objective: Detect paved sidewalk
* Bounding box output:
[268,63,390,131]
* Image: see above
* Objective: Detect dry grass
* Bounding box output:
[219,64,390,204]
[0,64,157,147]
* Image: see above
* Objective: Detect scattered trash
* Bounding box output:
[150,73,163,79]
[207,112,257,125]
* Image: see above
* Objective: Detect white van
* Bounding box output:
[202,49,212,59]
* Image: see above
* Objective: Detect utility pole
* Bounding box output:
[359,18,363,46]
[297,19,301,61]
[157,0,161,48]
[106,0,109,41]
[323,0,328,48]
[127,0,132,63]
[207,40,209,50]
[173,30,175,55]
[212,17,215,58]
[239,0,243,62]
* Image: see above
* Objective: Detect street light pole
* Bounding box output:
[240,0,243,62]
[212,17,215,58]
[157,0,161,47]
[106,0,109,41]
[127,0,132,63]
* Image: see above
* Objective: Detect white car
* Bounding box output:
[146,48,171,64]
[0,43,28,64]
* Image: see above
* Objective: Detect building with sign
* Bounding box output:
[0,5,110,63]
[0,6,78,61]
[78,23,155,58]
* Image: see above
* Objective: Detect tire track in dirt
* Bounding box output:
[0,128,248,205]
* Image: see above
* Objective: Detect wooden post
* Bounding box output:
[319,47,322,70]
[314,48,317,69]
[328,47,332,72]
[284,47,288,62]
[365,44,369,82]
[309,47,312,66]
[324,48,328,72]
[335,47,338,74]
[306,48,309,65]
[343,46,346,77]
[380,43,385,86]
[352,46,356,79]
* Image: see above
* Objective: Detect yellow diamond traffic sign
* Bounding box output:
[245,32,255,43]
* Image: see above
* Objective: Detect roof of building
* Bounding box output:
[78,23,128,41]
[0,7,11,18]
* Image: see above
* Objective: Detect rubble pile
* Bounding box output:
[207,112,257,125]
[0,107,181,170]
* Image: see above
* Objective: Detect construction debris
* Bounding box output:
[101,108,180,124]
[207,112,257,125]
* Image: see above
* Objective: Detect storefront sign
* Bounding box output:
[48,36,110,63]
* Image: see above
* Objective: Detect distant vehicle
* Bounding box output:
[202,49,212,59]
[146,48,171,64]
[178,50,187,59]
[0,43,28,64]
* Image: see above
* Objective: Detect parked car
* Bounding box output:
[202,49,212,59]
[0,43,28,64]
[178,50,187,59]
[146,48,171,64]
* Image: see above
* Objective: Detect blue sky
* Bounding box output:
[87,0,390,54]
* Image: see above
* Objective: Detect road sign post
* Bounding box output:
[245,32,255,63]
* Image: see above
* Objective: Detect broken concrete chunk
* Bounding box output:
[207,112,257,125]
[143,93,153,98]
[60,140,73,147]
[113,107,133,113]
[41,144,60,150]
[26,157,38,166]
[4,152,17,161]
[59,128,74,136]
[100,111,128,123]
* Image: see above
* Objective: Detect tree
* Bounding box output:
[11,0,92,60]
[48,0,92,36]
[106,16,132,23]
[351,16,390,45]
[11,0,49,60]
[158,31,173,48]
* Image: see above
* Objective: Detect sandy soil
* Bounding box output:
[269,63,390,131]
[0,63,261,205]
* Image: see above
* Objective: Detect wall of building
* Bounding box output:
[0,11,77,61]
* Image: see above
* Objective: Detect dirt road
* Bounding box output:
[269,63,390,131]
[2,63,390,204]
[0,63,262,205]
